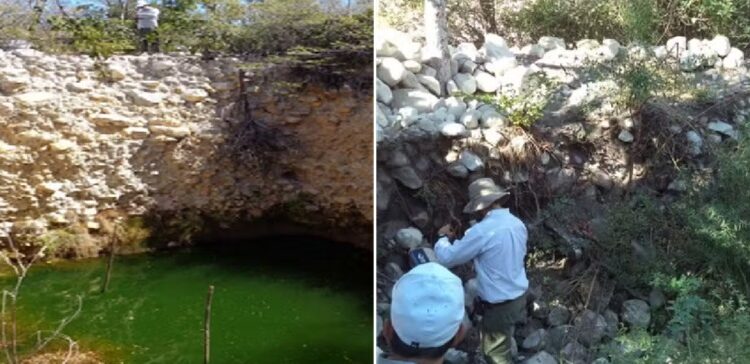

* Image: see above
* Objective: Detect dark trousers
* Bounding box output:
[138,28,159,53]
[477,293,527,364]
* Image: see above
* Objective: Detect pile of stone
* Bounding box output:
[376,28,750,218]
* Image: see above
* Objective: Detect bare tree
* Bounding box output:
[423,0,450,95]
[0,236,82,364]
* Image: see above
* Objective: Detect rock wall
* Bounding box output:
[376,29,750,363]
[0,49,372,253]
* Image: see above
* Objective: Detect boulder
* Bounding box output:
[395,227,423,250]
[182,88,208,102]
[708,120,737,138]
[618,130,634,143]
[441,123,467,138]
[522,351,556,364]
[403,60,422,73]
[446,162,469,178]
[128,90,164,106]
[148,125,191,138]
[90,113,135,128]
[560,341,587,364]
[376,79,393,104]
[474,71,501,93]
[460,110,481,129]
[723,48,744,69]
[391,89,438,113]
[710,35,731,57]
[378,57,407,87]
[459,151,483,171]
[547,304,570,326]
[14,91,57,106]
[545,325,575,353]
[376,28,421,60]
[574,309,608,347]
[417,74,441,96]
[484,34,514,60]
[622,299,651,328]
[391,166,423,189]
[453,73,477,95]
[521,328,546,351]
[538,36,565,51]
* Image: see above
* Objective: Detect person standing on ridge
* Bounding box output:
[433,178,529,364]
[136,0,160,53]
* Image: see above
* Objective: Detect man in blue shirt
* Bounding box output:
[434,178,528,364]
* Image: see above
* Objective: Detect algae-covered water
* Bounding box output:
[4,237,372,363]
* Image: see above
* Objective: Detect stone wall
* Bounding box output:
[0,49,372,253]
[375,29,750,363]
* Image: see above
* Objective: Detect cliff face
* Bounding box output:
[0,49,372,253]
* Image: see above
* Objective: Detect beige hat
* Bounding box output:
[463,178,509,213]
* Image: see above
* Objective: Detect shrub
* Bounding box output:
[501,0,750,49]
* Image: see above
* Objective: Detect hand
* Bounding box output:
[438,224,455,239]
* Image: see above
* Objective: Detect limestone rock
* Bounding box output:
[618,130,634,143]
[522,328,546,351]
[182,88,208,102]
[403,60,422,73]
[547,304,571,326]
[460,110,480,129]
[453,73,477,95]
[484,34,513,60]
[148,125,191,138]
[686,130,703,155]
[474,71,500,93]
[391,89,438,113]
[622,299,651,328]
[417,74,441,96]
[128,90,164,106]
[523,351,556,364]
[459,151,483,171]
[378,57,407,87]
[443,349,469,364]
[446,162,469,178]
[560,341,587,364]
[710,35,731,57]
[391,166,423,189]
[395,227,422,250]
[574,309,607,347]
[723,48,744,69]
[708,121,737,138]
[441,123,467,138]
[539,36,565,51]
[90,113,134,128]
[376,79,393,104]
[14,91,57,106]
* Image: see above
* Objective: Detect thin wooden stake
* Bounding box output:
[101,233,116,293]
[204,285,215,364]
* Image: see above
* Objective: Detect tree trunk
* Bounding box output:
[424,0,451,96]
[479,0,498,34]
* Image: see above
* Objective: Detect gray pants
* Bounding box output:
[138,28,159,53]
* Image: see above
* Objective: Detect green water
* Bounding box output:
[4,238,372,363]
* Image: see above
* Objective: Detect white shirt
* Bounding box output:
[136,6,160,29]
[434,208,528,303]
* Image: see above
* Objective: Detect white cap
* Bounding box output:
[136,0,147,7]
[390,262,465,348]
